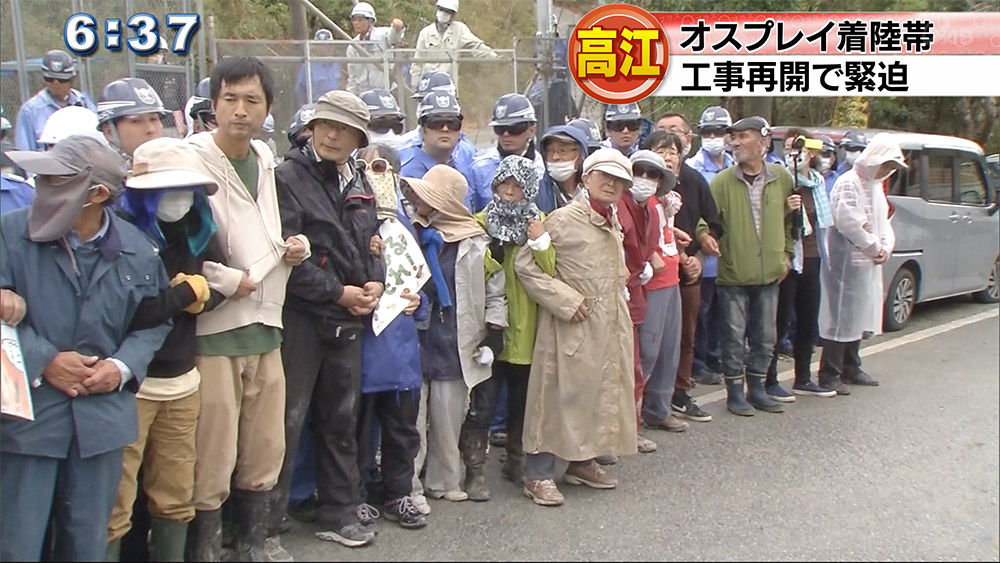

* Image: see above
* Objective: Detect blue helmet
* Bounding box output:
[840,130,868,151]
[41,49,77,80]
[288,103,316,146]
[417,91,462,121]
[96,77,169,126]
[412,70,456,100]
[567,118,602,152]
[360,89,404,120]
[488,93,536,127]
[605,103,641,123]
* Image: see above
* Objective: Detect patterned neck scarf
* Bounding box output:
[484,155,540,246]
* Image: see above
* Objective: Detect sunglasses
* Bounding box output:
[493,122,531,137]
[369,120,404,135]
[356,157,392,174]
[423,118,462,131]
[633,166,662,180]
[607,119,640,133]
[44,77,71,84]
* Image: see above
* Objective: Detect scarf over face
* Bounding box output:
[484,155,540,246]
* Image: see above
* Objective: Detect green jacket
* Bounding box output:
[475,211,556,365]
[710,164,795,286]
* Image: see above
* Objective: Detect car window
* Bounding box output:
[925,153,954,203]
[890,150,921,197]
[957,156,988,206]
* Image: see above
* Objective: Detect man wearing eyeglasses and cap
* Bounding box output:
[272,90,386,548]
[469,94,546,213]
[601,103,643,157]
[15,49,96,152]
[1,135,171,561]
[399,91,475,201]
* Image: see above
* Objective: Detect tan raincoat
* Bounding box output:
[515,200,637,461]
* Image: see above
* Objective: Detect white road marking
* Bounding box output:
[695,308,1000,407]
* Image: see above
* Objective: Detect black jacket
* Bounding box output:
[275,143,385,322]
[124,210,226,378]
[674,163,724,257]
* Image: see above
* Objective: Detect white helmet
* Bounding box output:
[38,106,108,147]
[351,2,377,22]
[436,0,459,12]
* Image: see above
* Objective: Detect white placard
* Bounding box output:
[1,323,34,421]
[372,220,431,336]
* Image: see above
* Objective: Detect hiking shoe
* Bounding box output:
[692,368,723,385]
[523,479,564,506]
[564,461,618,489]
[383,497,427,530]
[594,454,618,465]
[426,489,468,502]
[792,381,836,398]
[637,434,658,453]
[671,394,712,422]
[264,536,293,562]
[489,431,507,448]
[315,522,375,548]
[643,414,689,433]
[842,371,879,386]
[410,494,431,515]
[765,382,796,403]
[355,503,380,536]
[287,493,319,523]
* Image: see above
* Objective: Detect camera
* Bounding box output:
[792,135,823,151]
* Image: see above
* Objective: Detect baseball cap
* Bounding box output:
[727,116,770,137]
[583,148,633,187]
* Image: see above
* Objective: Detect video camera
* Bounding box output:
[791,135,823,151]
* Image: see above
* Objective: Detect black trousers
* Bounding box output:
[269,308,364,533]
[356,389,421,503]
[767,257,822,385]
[463,361,530,435]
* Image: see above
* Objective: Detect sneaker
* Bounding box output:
[765,382,796,403]
[264,536,293,562]
[693,368,723,385]
[643,414,689,433]
[315,522,376,548]
[776,340,793,357]
[410,494,431,515]
[523,479,564,506]
[820,379,851,396]
[489,431,507,448]
[383,496,427,529]
[287,492,319,523]
[278,513,292,534]
[355,503,380,536]
[426,489,468,502]
[671,394,712,422]
[842,371,879,386]
[564,461,618,489]
[593,454,618,465]
[792,381,836,398]
[637,434,658,453]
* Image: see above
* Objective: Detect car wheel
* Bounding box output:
[884,267,917,332]
[973,258,1000,304]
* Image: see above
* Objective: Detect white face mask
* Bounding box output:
[818,157,834,173]
[701,137,726,156]
[844,150,862,167]
[368,130,399,145]
[547,160,577,182]
[157,190,195,223]
[629,177,658,202]
[436,10,452,25]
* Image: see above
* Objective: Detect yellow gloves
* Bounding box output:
[170,273,210,314]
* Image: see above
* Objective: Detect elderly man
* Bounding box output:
[1,136,171,560]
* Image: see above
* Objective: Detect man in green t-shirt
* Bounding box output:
[187,57,309,562]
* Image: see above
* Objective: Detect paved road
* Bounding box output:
[279,299,1000,561]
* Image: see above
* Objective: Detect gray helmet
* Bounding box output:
[194,77,211,99]
[840,130,868,150]
[288,103,316,146]
[412,70,456,100]
[314,28,334,41]
[360,89,404,120]
[605,103,641,123]
[698,106,732,132]
[818,134,836,153]
[417,91,462,122]
[262,114,275,135]
[488,93,536,127]
[41,50,77,81]
[567,118,602,151]
[96,77,169,126]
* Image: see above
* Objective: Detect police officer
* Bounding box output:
[399,91,475,198]
[287,103,317,151]
[15,49,96,152]
[468,93,545,212]
[96,77,170,162]
[602,103,642,156]
[295,29,343,105]
[566,117,602,155]
[184,78,216,137]
[360,89,406,146]
[397,70,458,148]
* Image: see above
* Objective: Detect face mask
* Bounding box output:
[436,10,452,25]
[547,160,577,182]
[629,178,658,202]
[818,157,833,173]
[156,190,195,223]
[844,150,861,167]
[702,137,726,156]
[368,130,399,145]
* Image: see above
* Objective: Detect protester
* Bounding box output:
[836,130,869,177]
[818,134,904,393]
[469,94,544,213]
[346,2,406,95]
[536,124,589,213]
[409,0,497,89]
[399,91,475,191]
[15,50,96,152]
[709,116,797,417]
[655,111,694,161]
[603,103,642,156]
[186,57,310,561]
[817,135,839,193]
[96,77,170,161]
[515,148,637,507]
[400,164,507,502]
[107,137,225,561]
[1,136,171,560]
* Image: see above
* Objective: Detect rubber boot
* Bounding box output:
[184,509,223,562]
[724,375,755,416]
[745,372,785,413]
[459,427,490,501]
[105,539,121,562]
[230,489,271,562]
[149,518,187,562]
[501,421,525,485]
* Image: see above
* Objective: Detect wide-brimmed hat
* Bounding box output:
[126,137,218,194]
[308,90,371,147]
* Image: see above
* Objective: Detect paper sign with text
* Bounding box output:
[372,220,430,337]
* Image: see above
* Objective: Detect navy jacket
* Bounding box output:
[0,208,171,459]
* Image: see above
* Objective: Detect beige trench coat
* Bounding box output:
[515,200,637,461]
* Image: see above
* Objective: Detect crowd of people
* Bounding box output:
[0,18,909,562]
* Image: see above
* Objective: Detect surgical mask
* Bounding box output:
[547,160,577,182]
[844,150,861,167]
[629,178,657,202]
[436,10,452,25]
[156,190,194,223]
[701,137,726,156]
[368,130,399,145]
[818,157,833,173]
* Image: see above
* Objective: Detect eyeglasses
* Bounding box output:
[356,157,392,174]
[368,120,404,135]
[44,77,71,84]
[423,117,462,131]
[607,119,640,133]
[633,166,662,180]
[493,122,530,137]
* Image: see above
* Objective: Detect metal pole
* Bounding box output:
[512,37,519,94]
[126,0,137,79]
[208,15,217,66]
[70,0,95,99]
[304,40,312,103]
[11,0,31,105]
[183,0,193,99]
[382,45,391,92]
[196,0,206,85]
[299,0,372,57]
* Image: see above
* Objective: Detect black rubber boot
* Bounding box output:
[184,509,223,562]
[501,423,525,485]
[724,375,755,416]
[746,373,785,413]
[459,427,490,501]
[230,490,271,562]
[149,518,186,562]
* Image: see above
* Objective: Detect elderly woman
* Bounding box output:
[515,148,637,507]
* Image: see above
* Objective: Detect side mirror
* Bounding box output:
[988,189,1000,216]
